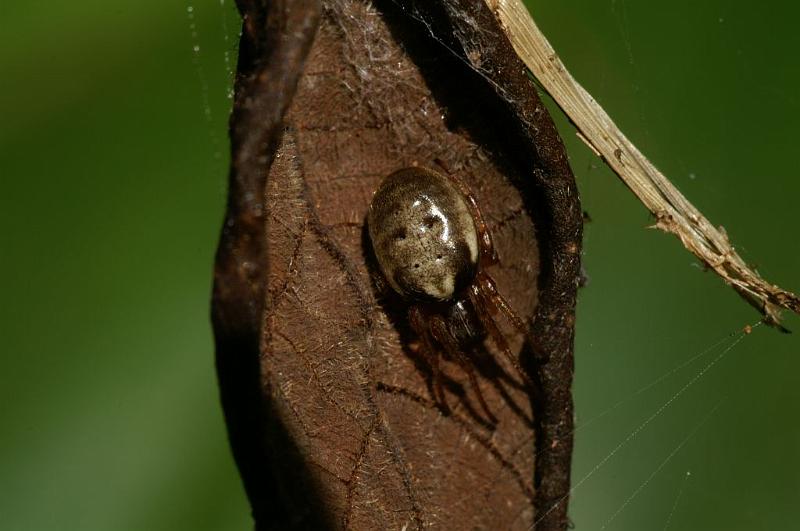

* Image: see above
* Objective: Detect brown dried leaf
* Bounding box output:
[213,1,582,529]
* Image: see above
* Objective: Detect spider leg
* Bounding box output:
[477,272,544,392]
[430,315,498,424]
[439,170,498,266]
[409,306,449,414]
[476,271,531,339]
[469,282,534,389]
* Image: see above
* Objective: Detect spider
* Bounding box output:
[367,166,533,423]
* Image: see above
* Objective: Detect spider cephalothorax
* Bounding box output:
[368,167,532,422]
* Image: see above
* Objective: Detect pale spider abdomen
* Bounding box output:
[367,167,479,302]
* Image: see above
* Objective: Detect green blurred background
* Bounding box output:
[1,1,797,529]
